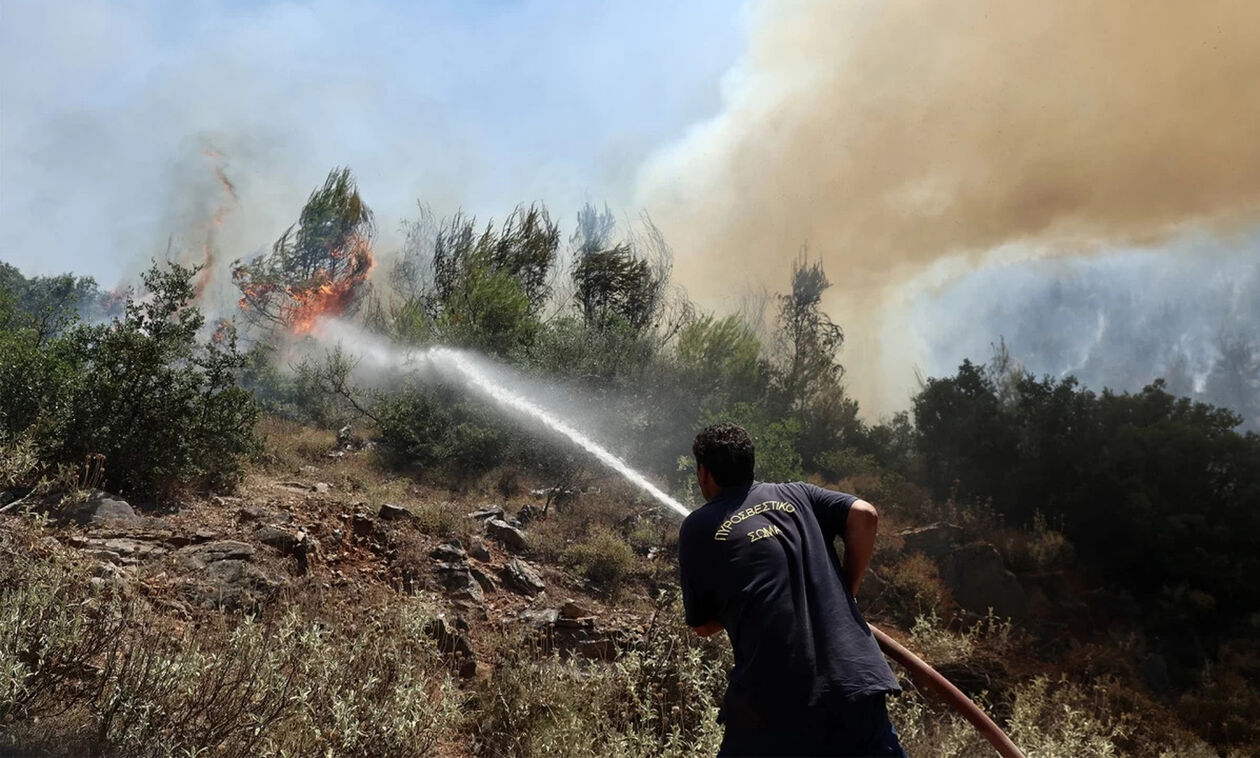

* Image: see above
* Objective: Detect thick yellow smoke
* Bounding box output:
[638,0,1260,413]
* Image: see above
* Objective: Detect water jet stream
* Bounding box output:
[421,347,691,518]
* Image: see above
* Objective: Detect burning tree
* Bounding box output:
[233,167,376,334]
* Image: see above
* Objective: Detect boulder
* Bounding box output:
[83,537,168,562]
[466,505,506,521]
[238,506,291,524]
[515,503,541,526]
[177,540,255,569]
[254,525,303,553]
[469,565,499,593]
[522,608,560,627]
[60,491,142,527]
[431,542,466,563]
[435,562,484,605]
[560,600,592,619]
[939,542,1029,623]
[899,524,966,560]
[486,519,527,552]
[175,540,282,610]
[468,536,491,562]
[351,512,376,538]
[500,559,546,596]
[379,503,412,521]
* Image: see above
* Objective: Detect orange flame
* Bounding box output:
[191,148,240,300]
[276,234,376,335]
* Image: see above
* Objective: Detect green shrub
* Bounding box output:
[375,381,510,478]
[0,261,259,499]
[876,552,952,625]
[562,526,637,595]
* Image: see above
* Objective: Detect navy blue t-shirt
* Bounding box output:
[679,482,900,723]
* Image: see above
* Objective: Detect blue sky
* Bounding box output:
[0,0,747,281]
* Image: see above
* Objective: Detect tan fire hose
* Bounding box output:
[870,624,1025,758]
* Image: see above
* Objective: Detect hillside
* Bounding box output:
[2,417,1250,757]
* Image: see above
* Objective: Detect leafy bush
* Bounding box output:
[1,262,259,499]
[562,526,637,595]
[375,381,511,479]
[874,552,952,625]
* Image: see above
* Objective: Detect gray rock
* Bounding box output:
[431,542,467,563]
[899,524,966,560]
[500,559,545,596]
[435,564,484,605]
[468,536,491,562]
[238,506,291,524]
[486,518,528,552]
[351,512,376,538]
[515,503,541,526]
[466,505,506,521]
[175,541,282,610]
[187,559,283,610]
[522,608,560,627]
[95,538,165,560]
[560,600,592,619]
[61,491,142,527]
[379,503,412,521]
[254,525,304,554]
[313,482,331,495]
[940,542,1029,623]
[469,565,499,593]
[176,540,255,570]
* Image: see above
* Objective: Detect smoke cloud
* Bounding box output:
[638,0,1260,412]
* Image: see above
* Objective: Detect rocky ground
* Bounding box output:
[5,432,1218,756]
[25,473,666,689]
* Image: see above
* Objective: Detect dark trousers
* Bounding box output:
[717,693,907,758]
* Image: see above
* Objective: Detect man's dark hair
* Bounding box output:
[693,423,756,487]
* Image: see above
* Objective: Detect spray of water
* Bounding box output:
[426,348,691,518]
[315,319,691,518]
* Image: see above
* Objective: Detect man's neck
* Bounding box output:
[705,480,755,503]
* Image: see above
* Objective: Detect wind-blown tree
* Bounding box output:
[232,167,376,333]
[432,205,559,316]
[770,254,859,474]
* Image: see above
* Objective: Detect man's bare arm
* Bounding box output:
[842,499,878,595]
[691,620,724,637]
